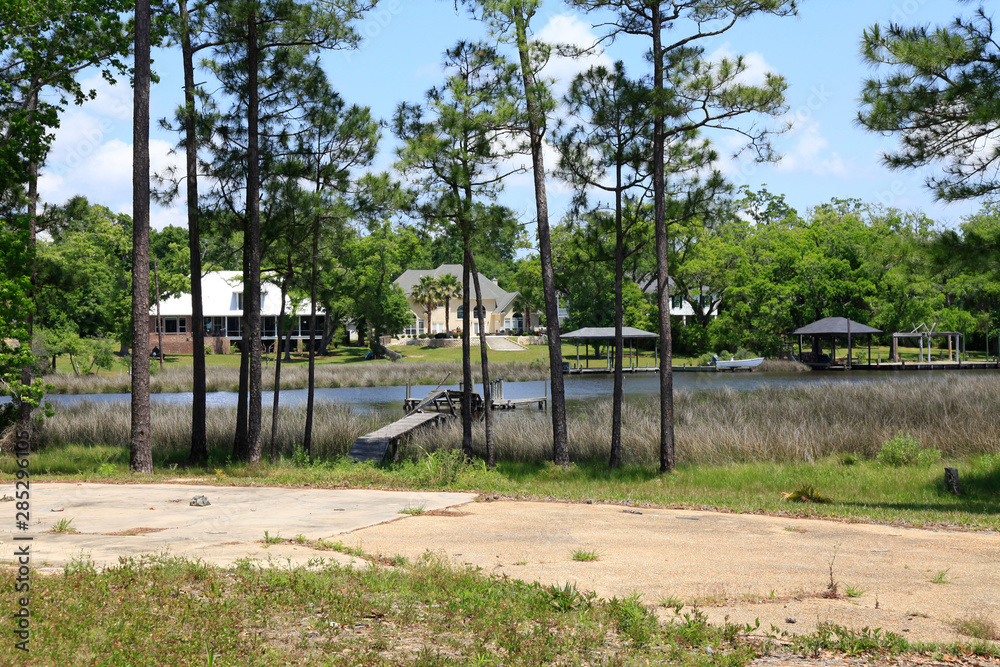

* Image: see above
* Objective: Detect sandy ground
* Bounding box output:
[2,483,999,648]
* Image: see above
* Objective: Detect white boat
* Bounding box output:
[713,356,764,370]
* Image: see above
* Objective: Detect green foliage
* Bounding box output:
[546,581,595,612]
[607,593,658,648]
[35,198,133,343]
[412,448,468,487]
[859,9,1000,201]
[928,568,951,584]
[51,518,76,533]
[791,621,910,657]
[0,1,136,201]
[570,548,600,562]
[876,432,941,467]
[289,443,311,468]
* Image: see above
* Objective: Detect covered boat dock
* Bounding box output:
[790,317,882,369]
[561,326,659,373]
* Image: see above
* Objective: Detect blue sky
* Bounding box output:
[36,0,985,234]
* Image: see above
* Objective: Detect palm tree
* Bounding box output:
[412,274,440,335]
[437,273,462,335]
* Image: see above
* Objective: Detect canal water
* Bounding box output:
[32,368,996,416]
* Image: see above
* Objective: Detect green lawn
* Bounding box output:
[51,340,696,376]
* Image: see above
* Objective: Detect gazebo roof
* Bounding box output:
[561,326,659,340]
[790,317,882,336]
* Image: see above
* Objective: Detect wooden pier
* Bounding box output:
[402,379,546,413]
[847,360,1000,371]
[348,411,452,462]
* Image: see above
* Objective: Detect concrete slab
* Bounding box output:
[0,483,476,570]
[3,484,999,647]
[339,500,1000,647]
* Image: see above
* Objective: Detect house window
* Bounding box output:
[404,315,424,336]
[432,322,445,334]
[234,292,244,310]
[670,296,683,310]
[204,317,226,336]
[456,305,484,320]
[504,318,511,329]
[263,317,277,338]
[227,317,242,337]
[205,317,226,337]
[159,317,186,334]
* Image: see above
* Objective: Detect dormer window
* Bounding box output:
[234,292,244,310]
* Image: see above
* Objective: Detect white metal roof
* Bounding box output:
[150,271,321,318]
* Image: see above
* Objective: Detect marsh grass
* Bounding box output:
[28,375,1000,470]
[402,376,1000,465]
[36,401,384,461]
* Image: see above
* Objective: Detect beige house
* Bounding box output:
[395,264,537,335]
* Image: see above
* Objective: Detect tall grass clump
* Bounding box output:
[37,401,383,460]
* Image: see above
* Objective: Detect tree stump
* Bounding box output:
[944,467,961,495]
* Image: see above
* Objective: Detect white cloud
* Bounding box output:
[535,14,613,93]
[706,43,776,88]
[775,115,849,177]
[38,134,186,230]
[78,74,133,121]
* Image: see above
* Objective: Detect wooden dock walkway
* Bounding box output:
[402,379,547,413]
[348,411,451,463]
[403,389,481,414]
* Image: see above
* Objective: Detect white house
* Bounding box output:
[148,271,322,354]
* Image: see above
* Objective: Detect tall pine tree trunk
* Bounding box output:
[270,278,287,461]
[611,165,624,469]
[469,253,495,468]
[513,11,568,466]
[181,0,207,463]
[303,209,319,455]
[651,3,675,473]
[461,234,474,458]
[245,5,263,464]
[130,0,153,473]
[18,88,38,448]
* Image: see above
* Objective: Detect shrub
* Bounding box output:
[876,431,941,467]
[204,345,213,356]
